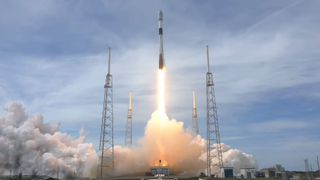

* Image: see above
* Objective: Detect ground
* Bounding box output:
[91,177,279,180]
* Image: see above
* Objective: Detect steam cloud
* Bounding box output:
[0,102,257,178]
[0,101,98,179]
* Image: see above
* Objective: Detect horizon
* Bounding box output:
[0,0,319,173]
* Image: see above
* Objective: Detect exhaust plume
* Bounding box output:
[112,110,258,176]
[158,69,165,121]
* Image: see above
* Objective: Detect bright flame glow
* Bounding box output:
[157,69,166,165]
[158,69,165,121]
[154,160,168,167]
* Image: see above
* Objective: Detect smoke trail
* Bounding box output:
[0,101,98,179]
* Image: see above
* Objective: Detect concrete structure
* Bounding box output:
[284,172,294,180]
[149,166,173,176]
[220,167,234,178]
[271,164,293,180]
[274,164,285,171]
[269,164,291,179]
[293,174,302,180]
[275,171,286,179]
[240,168,256,178]
[260,168,276,178]
[256,171,265,178]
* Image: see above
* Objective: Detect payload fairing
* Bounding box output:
[158,10,165,69]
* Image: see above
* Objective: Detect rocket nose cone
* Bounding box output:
[158,10,163,21]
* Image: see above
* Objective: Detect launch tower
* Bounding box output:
[99,47,114,178]
[192,90,199,135]
[125,91,132,148]
[206,45,223,176]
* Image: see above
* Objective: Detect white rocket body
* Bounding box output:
[159,10,164,69]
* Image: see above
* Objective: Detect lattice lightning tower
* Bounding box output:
[305,159,310,180]
[206,45,223,176]
[125,91,132,148]
[192,90,199,135]
[98,47,114,178]
[310,164,314,180]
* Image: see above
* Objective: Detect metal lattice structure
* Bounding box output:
[98,48,114,178]
[305,159,310,180]
[125,91,132,148]
[206,45,223,176]
[192,90,199,135]
[317,156,320,177]
[310,164,314,180]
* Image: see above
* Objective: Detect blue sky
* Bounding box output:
[0,0,319,171]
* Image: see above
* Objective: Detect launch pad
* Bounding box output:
[147,166,173,176]
[97,10,223,178]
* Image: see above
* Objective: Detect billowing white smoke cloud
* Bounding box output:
[112,110,258,177]
[0,101,257,178]
[0,101,98,179]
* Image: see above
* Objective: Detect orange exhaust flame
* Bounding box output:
[156,69,167,167]
[154,160,168,167]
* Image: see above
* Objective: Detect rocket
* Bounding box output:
[158,10,164,69]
